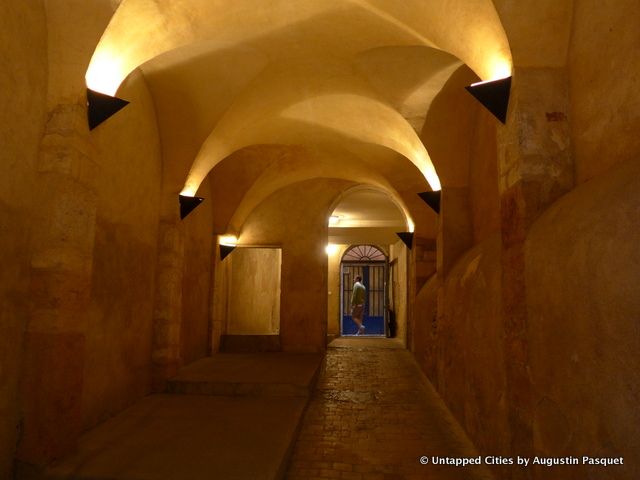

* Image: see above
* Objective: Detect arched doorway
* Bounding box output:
[340,245,388,336]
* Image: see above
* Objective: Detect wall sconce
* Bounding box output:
[465,76,512,124]
[395,232,414,250]
[87,88,129,130]
[218,235,238,261]
[418,191,441,214]
[179,194,204,219]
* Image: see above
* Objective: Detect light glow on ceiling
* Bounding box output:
[86,50,126,96]
[219,235,238,247]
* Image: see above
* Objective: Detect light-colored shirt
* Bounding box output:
[351,281,366,306]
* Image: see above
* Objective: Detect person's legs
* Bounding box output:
[352,305,365,335]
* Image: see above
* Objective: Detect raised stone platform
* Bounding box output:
[167,353,323,397]
[42,353,323,480]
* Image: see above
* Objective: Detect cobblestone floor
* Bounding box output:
[285,338,494,480]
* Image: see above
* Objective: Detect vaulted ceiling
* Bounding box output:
[86,0,513,236]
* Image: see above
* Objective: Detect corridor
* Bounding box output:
[286,339,494,480]
[3,2,639,479]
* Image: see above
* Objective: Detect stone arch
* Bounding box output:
[326,183,414,233]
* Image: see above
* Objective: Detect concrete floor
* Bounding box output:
[41,341,493,480]
[43,353,323,480]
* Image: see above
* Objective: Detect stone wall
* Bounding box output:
[526,156,640,480]
[414,236,508,473]
[226,248,282,335]
[0,2,48,475]
[180,177,214,364]
[238,178,354,352]
[569,1,640,184]
[438,235,508,460]
[326,245,347,338]
[389,239,408,346]
[82,70,161,430]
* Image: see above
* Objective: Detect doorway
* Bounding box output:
[340,245,388,336]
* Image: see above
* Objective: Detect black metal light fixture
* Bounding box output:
[219,244,236,261]
[418,191,441,214]
[395,232,414,250]
[87,88,129,130]
[179,194,204,220]
[465,76,512,124]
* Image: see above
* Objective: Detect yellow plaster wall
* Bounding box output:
[180,177,214,364]
[439,235,508,469]
[82,70,162,430]
[389,240,408,346]
[239,178,354,352]
[326,245,348,337]
[0,2,48,475]
[569,1,640,184]
[468,103,499,244]
[226,248,281,335]
[526,156,640,479]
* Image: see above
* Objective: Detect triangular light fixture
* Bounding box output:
[179,194,204,220]
[418,191,441,214]
[87,88,129,130]
[220,244,236,261]
[395,232,414,250]
[465,76,512,124]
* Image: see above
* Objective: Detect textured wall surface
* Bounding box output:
[239,179,353,352]
[326,246,344,337]
[389,240,408,346]
[180,177,214,364]
[526,157,640,480]
[227,248,281,335]
[570,1,640,184]
[412,275,438,379]
[0,1,47,476]
[468,107,499,244]
[82,70,161,430]
[436,235,508,463]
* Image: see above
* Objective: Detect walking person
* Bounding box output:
[351,275,366,335]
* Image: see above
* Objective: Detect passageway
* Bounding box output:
[3,2,639,479]
[286,339,494,480]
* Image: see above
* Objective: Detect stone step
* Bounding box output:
[166,353,323,397]
[44,394,307,480]
[41,353,324,480]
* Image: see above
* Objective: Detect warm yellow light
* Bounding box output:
[180,186,197,197]
[328,215,341,226]
[490,57,512,81]
[471,57,512,86]
[423,167,441,192]
[325,244,339,255]
[407,218,415,233]
[85,50,127,96]
[219,235,238,247]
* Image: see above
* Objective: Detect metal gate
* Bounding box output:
[341,263,387,335]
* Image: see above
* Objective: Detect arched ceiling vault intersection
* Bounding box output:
[87,0,513,197]
[207,142,437,239]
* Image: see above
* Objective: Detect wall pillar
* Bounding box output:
[280,243,327,353]
[498,67,573,476]
[17,102,97,467]
[151,214,185,391]
[436,187,473,279]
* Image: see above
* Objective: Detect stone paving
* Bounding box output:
[285,338,494,480]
